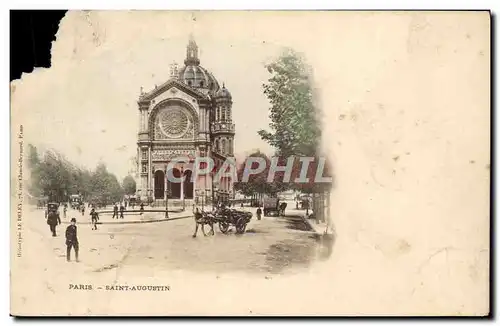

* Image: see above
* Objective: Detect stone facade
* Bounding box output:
[136,37,235,204]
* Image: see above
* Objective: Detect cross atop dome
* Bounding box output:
[185,34,200,66]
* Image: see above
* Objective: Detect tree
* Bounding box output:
[259,50,334,222]
[234,151,286,201]
[258,49,322,158]
[90,162,124,204]
[122,175,137,195]
[25,144,124,205]
[27,144,40,169]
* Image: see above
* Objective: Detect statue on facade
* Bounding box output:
[170,62,179,79]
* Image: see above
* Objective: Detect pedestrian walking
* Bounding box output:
[140,202,144,215]
[119,203,125,219]
[90,208,99,230]
[256,207,262,221]
[112,203,118,219]
[63,205,67,219]
[65,218,79,262]
[81,204,85,216]
[46,204,61,236]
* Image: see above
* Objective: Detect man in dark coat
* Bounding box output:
[46,206,61,237]
[90,208,99,230]
[119,203,125,219]
[140,202,144,215]
[65,218,79,262]
[256,207,262,221]
[112,203,118,219]
[279,202,287,217]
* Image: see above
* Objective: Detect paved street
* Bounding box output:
[12,203,336,315]
[19,202,331,277]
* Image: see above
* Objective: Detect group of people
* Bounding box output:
[45,200,148,262]
[44,201,103,262]
[112,202,145,217]
[45,204,79,262]
[112,203,126,219]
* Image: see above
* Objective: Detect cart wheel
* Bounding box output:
[219,222,229,234]
[235,218,247,234]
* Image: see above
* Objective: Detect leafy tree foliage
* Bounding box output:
[122,175,137,195]
[234,151,286,197]
[259,50,333,194]
[26,144,124,204]
[258,49,322,158]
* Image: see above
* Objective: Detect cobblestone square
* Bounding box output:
[21,203,332,279]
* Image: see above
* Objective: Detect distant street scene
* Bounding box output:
[23,201,333,275]
[22,36,335,276]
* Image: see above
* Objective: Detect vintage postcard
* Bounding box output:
[10,11,490,316]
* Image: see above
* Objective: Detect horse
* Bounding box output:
[279,202,287,216]
[192,209,215,238]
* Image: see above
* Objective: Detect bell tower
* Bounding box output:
[184,35,200,66]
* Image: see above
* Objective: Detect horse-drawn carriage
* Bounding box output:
[193,207,253,237]
[215,208,252,234]
[70,194,83,210]
[263,198,287,217]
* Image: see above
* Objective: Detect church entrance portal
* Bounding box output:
[154,170,165,199]
[183,170,194,199]
[166,168,182,199]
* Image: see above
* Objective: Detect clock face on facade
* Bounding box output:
[155,106,192,139]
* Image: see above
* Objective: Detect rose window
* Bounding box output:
[157,107,191,139]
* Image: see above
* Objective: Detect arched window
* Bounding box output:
[215,139,219,153]
[228,139,232,155]
[222,107,226,121]
[221,139,226,155]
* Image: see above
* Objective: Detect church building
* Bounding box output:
[136,37,235,206]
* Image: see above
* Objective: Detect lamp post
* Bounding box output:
[181,166,185,211]
[205,189,211,211]
[195,189,199,209]
[195,189,205,211]
[200,189,205,211]
[213,186,218,207]
[164,165,169,219]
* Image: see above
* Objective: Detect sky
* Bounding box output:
[11,11,297,180]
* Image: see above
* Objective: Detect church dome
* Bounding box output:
[214,84,232,99]
[177,37,220,93]
[178,65,220,91]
